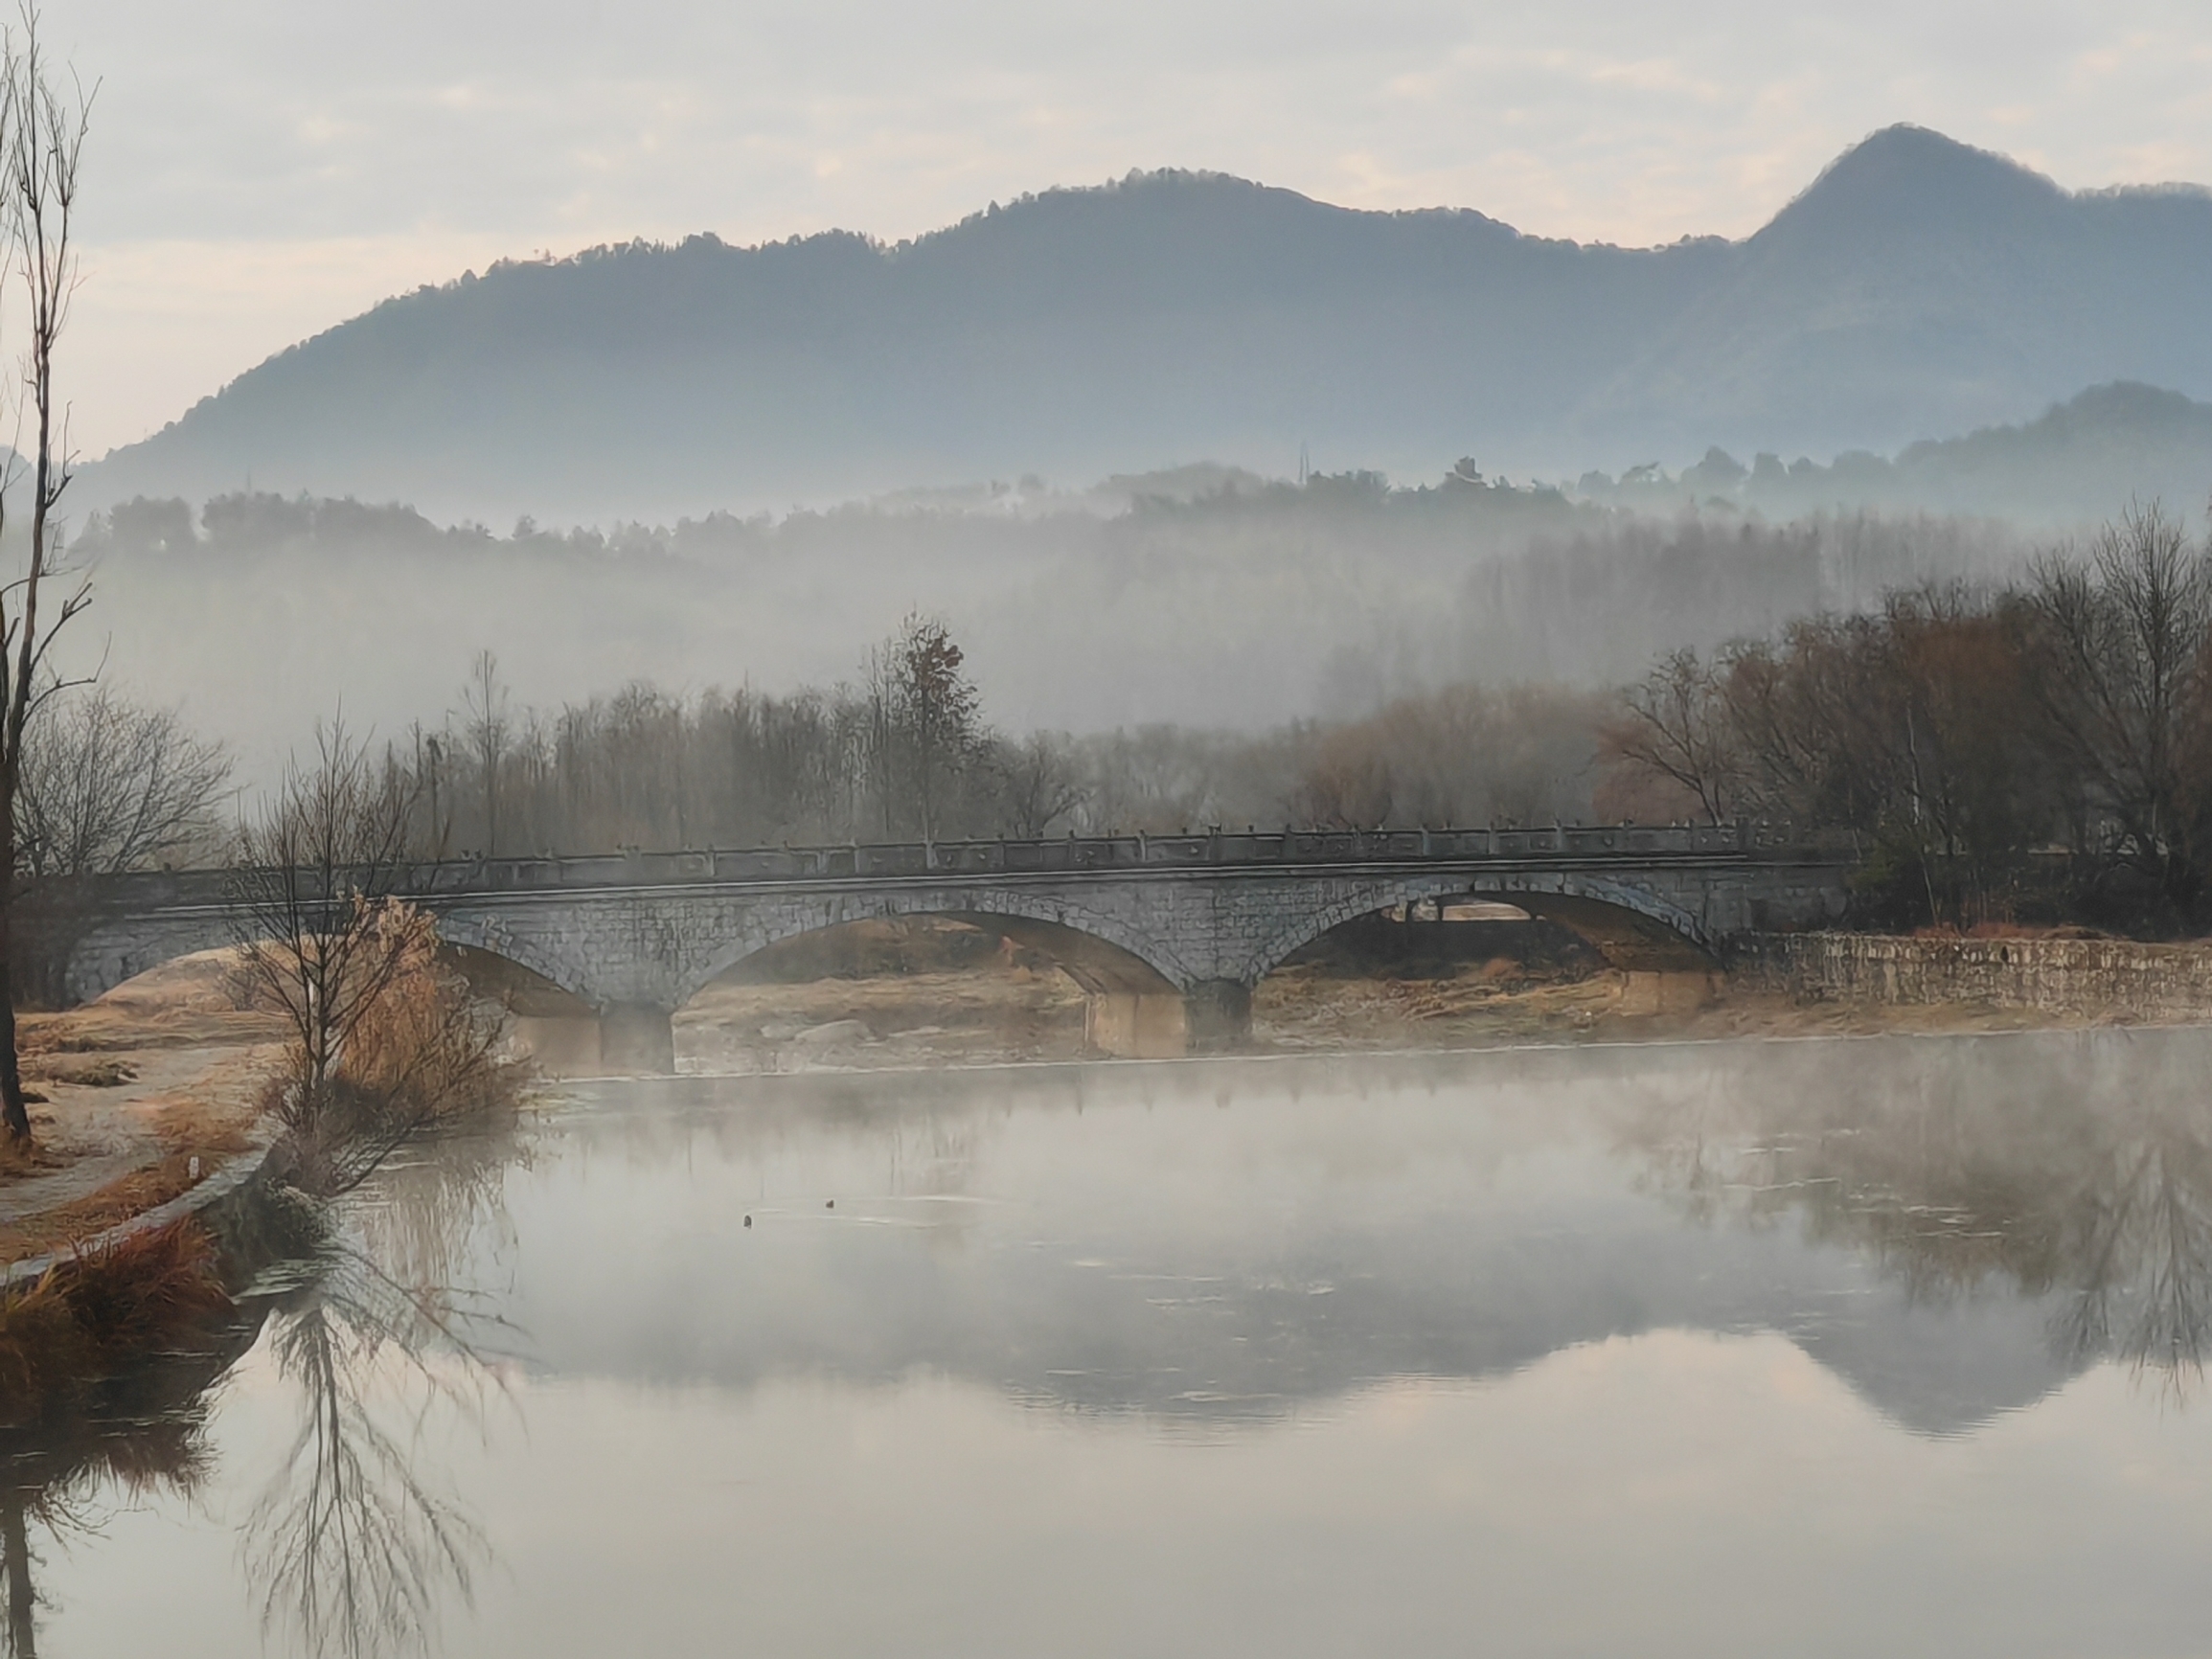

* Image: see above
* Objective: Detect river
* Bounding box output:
[13,1028,2212,1656]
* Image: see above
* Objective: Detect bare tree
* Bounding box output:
[409,723,453,861]
[15,687,229,881]
[2025,503,2212,917]
[860,638,900,839]
[1604,649,1741,824]
[460,649,508,857]
[994,732,1087,838]
[227,718,419,1110]
[0,9,89,1146]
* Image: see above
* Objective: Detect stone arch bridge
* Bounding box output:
[58,826,1848,1068]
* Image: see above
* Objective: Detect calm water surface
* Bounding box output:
[17,1029,2212,1657]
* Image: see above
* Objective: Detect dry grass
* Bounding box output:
[22,1054,138,1087]
[0,1218,233,1420]
[339,903,527,1122]
[1261,966,2131,1051]
[1,957,285,1267]
[52,1217,233,1349]
[0,1132,59,1178]
[262,901,530,1196]
[0,1154,213,1262]
[19,948,288,1057]
[680,966,1088,1071]
[1256,963,1624,1050]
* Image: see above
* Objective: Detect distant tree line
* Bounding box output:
[72,462,1586,570]
[1607,503,2212,932]
[43,496,2212,978]
[1573,382,2212,529]
[383,618,1614,862]
[72,476,2049,748]
[399,619,1067,857]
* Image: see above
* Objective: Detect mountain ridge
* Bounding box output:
[81,127,2212,524]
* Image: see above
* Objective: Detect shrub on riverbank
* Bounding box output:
[258,900,528,1197]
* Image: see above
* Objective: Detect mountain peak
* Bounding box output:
[1762,124,2066,244]
[78,125,2212,522]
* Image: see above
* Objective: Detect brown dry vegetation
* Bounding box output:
[240,900,530,1196]
[22,1054,138,1087]
[1608,507,2212,934]
[20,949,285,1054]
[1257,964,2103,1051]
[0,951,284,1267]
[0,1219,234,1419]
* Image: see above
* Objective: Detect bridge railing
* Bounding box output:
[406,823,1774,890]
[71,822,1845,909]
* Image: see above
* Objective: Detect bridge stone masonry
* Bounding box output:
[57,826,1851,1070]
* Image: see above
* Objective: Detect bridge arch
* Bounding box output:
[675,904,1194,1064]
[666,884,1193,1010]
[61,901,618,1017]
[1242,869,1716,987]
[427,909,609,1009]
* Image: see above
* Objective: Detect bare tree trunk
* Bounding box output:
[0,14,91,1148]
[2,1488,34,1659]
[0,863,24,1143]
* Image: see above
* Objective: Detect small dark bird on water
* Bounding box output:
[826,1199,835,1210]
[743,1215,752,1228]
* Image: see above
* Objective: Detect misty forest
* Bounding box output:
[36,455,2212,943]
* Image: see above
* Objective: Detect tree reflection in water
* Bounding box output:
[241,1245,500,1659]
[1630,1040,2212,1396]
[2,1368,226,1657]
[243,1124,522,1659]
[2048,1119,2212,1385]
[0,1115,523,1659]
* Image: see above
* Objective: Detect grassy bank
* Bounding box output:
[0,1219,235,1418]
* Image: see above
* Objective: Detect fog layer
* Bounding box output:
[57,469,2041,791]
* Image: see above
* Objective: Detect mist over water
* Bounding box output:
[19,1031,2212,1656]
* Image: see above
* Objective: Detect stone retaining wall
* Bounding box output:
[1731,932,2212,1020]
[2,1127,280,1287]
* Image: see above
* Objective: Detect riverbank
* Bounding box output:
[12,925,2207,1261]
[0,951,283,1269]
[672,921,2198,1074]
[1730,931,2212,1022]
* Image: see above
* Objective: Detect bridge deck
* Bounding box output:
[53,827,1855,1053]
[88,824,1829,909]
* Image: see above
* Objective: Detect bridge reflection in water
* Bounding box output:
[57,826,1850,1069]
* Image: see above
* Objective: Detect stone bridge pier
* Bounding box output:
[55,829,1852,1072]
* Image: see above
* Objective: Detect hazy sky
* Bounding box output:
[43,0,2212,456]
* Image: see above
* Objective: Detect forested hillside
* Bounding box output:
[79,127,2212,523]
